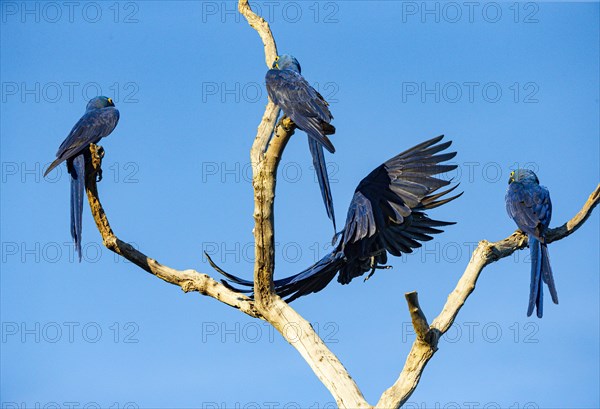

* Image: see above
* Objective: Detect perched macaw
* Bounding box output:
[212,135,462,302]
[44,96,120,261]
[506,169,558,318]
[266,54,337,231]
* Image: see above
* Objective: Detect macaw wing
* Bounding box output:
[45,107,120,176]
[506,185,534,230]
[338,135,461,283]
[266,69,335,153]
[506,182,551,239]
[343,135,459,246]
[532,185,552,230]
[266,69,331,121]
[216,136,461,299]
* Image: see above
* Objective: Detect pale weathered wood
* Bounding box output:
[376,183,600,409]
[251,120,369,407]
[239,1,369,405]
[80,1,600,406]
[238,0,277,68]
[84,144,261,319]
[86,143,599,409]
[405,291,435,345]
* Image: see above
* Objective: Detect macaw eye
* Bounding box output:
[107,98,113,105]
[510,171,514,177]
[275,56,279,61]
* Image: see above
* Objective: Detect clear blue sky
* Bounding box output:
[1,1,599,408]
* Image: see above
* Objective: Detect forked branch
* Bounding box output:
[81,1,600,407]
[239,0,368,405]
[85,139,599,408]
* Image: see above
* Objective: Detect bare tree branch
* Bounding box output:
[405,291,436,346]
[265,298,370,408]
[238,0,281,303]
[238,0,277,67]
[238,0,280,166]
[84,145,261,319]
[376,183,600,409]
[239,1,369,406]
[250,121,370,407]
[80,1,600,406]
[252,118,293,304]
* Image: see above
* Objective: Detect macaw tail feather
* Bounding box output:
[541,243,559,304]
[69,154,85,262]
[308,138,336,232]
[527,236,544,318]
[44,155,65,177]
[292,114,335,154]
[271,252,344,302]
[208,251,344,303]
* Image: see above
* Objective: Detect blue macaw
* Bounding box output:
[266,54,337,231]
[212,135,462,302]
[506,169,558,318]
[44,96,120,261]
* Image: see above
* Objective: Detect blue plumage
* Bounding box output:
[266,55,337,231]
[505,169,558,317]
[215,136,462,302]
[69,155,86,260]
[45,96,119,261]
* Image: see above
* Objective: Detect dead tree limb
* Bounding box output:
[83,145,261,319]
[80,1,600,406]
[239,1,369,405]
[376,184,600,408]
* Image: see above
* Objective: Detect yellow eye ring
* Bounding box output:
[107,98,113,105]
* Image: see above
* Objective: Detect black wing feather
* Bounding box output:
[216,135,461,301]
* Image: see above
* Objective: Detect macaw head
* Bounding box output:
[272,54,301,73]
[508,169,540,185]
[86,96,115,111]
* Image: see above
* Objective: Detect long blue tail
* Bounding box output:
[308,138,336,232]
[69,154,85,262]
[527,237,543,317]
[527,236,559,318]
[541,242,559,305]
[211,251,344,303]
